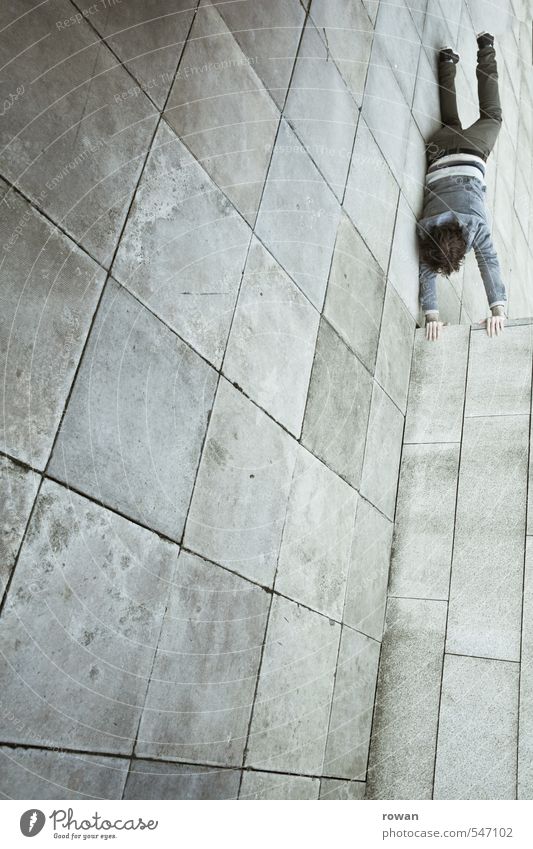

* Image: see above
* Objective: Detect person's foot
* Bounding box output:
[439,47,460,64]
[477,31,494,49]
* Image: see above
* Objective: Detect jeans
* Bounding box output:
[426,45,503,164]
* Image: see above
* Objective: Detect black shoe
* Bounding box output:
[477,31,494,49]
[439,47,460,64]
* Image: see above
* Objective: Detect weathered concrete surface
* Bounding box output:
[1,0,532,800]
[0,457,40,594]
[0,480,179,754]
[49,279,218,541]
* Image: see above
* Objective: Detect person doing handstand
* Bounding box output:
[417,32,506,341]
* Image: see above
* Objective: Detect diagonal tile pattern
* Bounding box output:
[1,0,532,800]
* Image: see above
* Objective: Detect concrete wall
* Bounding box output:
[367,319,533,799]
[0,0,531,799]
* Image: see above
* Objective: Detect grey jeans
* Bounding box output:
[426,44,503,164]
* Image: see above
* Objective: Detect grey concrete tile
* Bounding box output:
[362,41,412,184]
[0,188,106,470]
[245,595,341,775]
[344,499,393,641]
[344,118,400,274]
[447,415,528,662]
[324,213,386,373]
[404,326,469,444]
[434,655,519,800]
[518,538,533,799]
[48,279,217,541]
[360,381,404,520]
[0,479,179,754]
[324,627,380,780]
[223,238,319,437]
[374,0,421,105]
[275,447,358,620]
[85,1,195,109]
[436,274,462,326]
[405,0,429,36]
[362,0,379,24]
[124,759,241,800]
[0,747,128,800]
[0,2,158,265]
[389,443,460,600]
[366,597,447,799]
[184,378,298,587]
[255,119,342,311]
[309,0,374,106]
[388,194,421,320]
[239,770,319,800]
[422,0,457,53]
[412,47,440,139]
[465,322,533,418]
[164,2,280,225]
[112,121,251,368]
[284,20,359,200]
[137,550,269,766]
[319,778,366,799]
[208,0,305,109]
[0,457,40,593]
[375,284,415,414]
[301,320,373,489]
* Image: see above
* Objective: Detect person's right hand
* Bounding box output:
[425,320,444,341]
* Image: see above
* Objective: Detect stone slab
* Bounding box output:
[48,279,217,541]
[0,1,158,264]
[275,447,358,620]
[465,323,533,417]
[245,595,341,775]
[0,457,40,594]
[389,443,460,600]
[0,186,106,469]
[124,759,241,800]
[184,378,298,587]
[343,499,393,641]
[324,627,380,780]
[136,550,269,766]
[0,479,179,754]
[284,20,359,200]
[366,597,447,799]
[164,1,281,225]
[375,284,415,414]
[447,415,528,661]
[301,319,373,489]
[404,326,469,444]
[240,770,319,800]
[112,121,252,368]
[0,747,128,800]
[319,778,366,799]
[343,118,400,275]
[360,380,405,520]
[223,237,319,436]
[323,212,386,374]
[434,654,519,799]
[255,119,342,311]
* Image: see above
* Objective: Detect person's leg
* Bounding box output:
[462,42,503,158]
[425,56,463,163]
[438,58,462,130]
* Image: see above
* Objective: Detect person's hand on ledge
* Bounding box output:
[425,320,444,341]
[479,315,505,337]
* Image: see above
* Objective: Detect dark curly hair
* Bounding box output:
[419,223,467,276]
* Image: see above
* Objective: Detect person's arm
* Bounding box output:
[473,224,507,335]
[419,260,442,340]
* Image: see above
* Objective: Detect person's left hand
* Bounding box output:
[479,315,505,337]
